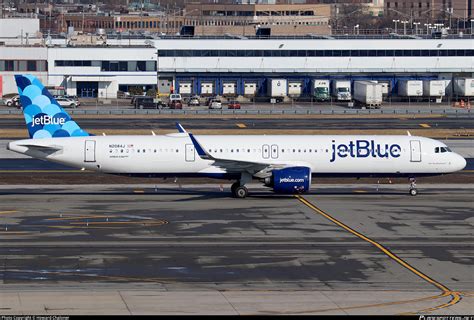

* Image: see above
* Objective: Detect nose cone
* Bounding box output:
[455,154,467,172]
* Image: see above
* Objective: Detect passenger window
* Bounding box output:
[247,149,250,153]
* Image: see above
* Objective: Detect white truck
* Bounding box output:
[331,80,352,101]
[268,79,287,102]
[312,79,330,101]
[353,81,383,109]
[423,80,446,97]
[453,78,474,96]
[398,80,423,96]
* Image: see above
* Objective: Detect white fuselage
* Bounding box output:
[8,134,466,178]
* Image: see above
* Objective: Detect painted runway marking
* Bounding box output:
[295,195,462,314]
[0,211,17,215]
[419,123,431,128]
[236,123,247,128]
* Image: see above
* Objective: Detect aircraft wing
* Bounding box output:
[188,133,287,176]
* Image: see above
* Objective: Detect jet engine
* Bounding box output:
[264,166,311,194]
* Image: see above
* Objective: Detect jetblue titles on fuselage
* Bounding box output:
[330,139,402,162]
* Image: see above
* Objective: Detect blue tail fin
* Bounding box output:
[15,74,89,139]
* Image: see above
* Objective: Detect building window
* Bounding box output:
[27,60,36,71]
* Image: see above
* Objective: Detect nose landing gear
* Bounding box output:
[409,178,418,196]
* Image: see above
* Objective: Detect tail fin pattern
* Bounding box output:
[15,74,89,139]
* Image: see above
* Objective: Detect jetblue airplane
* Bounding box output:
[7,75,466,198]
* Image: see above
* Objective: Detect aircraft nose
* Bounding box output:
[455,154,467,171]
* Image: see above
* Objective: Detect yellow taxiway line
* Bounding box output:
[295,195,462,314]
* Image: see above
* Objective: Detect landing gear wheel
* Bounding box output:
[409,178,417,196]
[233,186,248,199]
[231,181,240,194]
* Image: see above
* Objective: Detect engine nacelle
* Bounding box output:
[267,166,311,194]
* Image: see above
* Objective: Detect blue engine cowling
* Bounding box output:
[270,166,311,194]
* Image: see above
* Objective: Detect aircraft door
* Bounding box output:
[185,144,195,162]
[410,140,421,162]
[262,144,270,159]
[271,144,279,159]
[84,140,96,162]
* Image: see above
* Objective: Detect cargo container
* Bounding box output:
[453,78,474,96]
[370,80,390,96]
[267,79,287,101]
[288,81,303,97]
[398,80,423,96]
[222,81,237,96]
[354,81,383,108]
[423,80,446,96]
[331,80,352,101]
[312,79,330,101]
[244,81,257,96]
[200,81,214,95]
[179,81,192,95]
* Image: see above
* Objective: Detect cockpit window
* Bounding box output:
[436,146,451,153]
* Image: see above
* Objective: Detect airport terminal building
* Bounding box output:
[0,36,473,99]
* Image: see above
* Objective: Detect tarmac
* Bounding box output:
[0,184,472,315]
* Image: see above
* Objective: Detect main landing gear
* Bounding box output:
[231,182,248,198]
[231,172,252,198]
[409,178,418,196]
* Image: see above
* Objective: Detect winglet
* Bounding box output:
[188,133,213,160]
[176,122,187,133]
[407,131,411,136]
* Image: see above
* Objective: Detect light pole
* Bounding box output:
[353,24,359,35]
[424,23,431,35]
[413,22,420,35]
[434,23,444,31]
[393,19,400,33]
[401,20,408,35]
